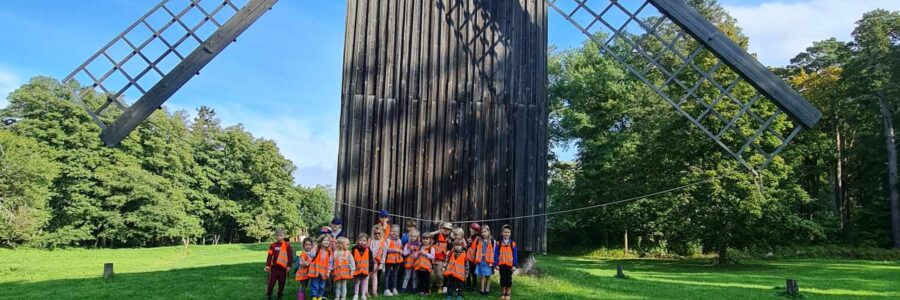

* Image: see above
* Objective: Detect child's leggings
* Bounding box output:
[335,280,348,299]
[417,270,431,294]
[383,263,401,291]
[402,268,417,290]
[370,269,381,295]
[309,278,326,297]
[353,275,369,296]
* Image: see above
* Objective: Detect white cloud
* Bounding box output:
[724,0,896,66]
[0,66,20,108]
[198,103,340,187]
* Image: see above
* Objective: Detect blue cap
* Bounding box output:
[331,217,342,225]
[379,210,390,218]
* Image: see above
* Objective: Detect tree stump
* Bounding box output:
[785,279,799,296]
[517,251,536,274]
[103,263,114,280]
[616,264,625,278]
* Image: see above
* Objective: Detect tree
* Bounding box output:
[0,131,59,247]
[843,10,900,248]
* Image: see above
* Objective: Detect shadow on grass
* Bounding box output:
[533,256,899,299]
[0,262,272,300]
[1,255,896,300]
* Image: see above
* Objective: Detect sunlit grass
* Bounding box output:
[0,244,897,299]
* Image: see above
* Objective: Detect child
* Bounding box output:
[428,222,453,294]
[401,230,421,293]
[415,233,436,296]
[294,238,314,300]
[368,224,386,297]
[376,210,392,238]
[443,239,468,300]
[307,235,333,300]
[472,225,496,295]
[401,219,417,244]
[352,233,373,300]
[265,228,293,300]
[383,225,403,296]
[465,223,481,291]
[333,237,356,300]
[494,225,518,300]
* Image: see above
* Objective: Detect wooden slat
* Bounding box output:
[338,0,548,252]
[648,0,821,128]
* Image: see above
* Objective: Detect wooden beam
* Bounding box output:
[100,0,279,146]
[649,0,821,129]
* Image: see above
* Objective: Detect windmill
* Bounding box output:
[63,0,821,254]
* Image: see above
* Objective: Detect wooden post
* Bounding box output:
[624,229,629,253]
[785,279,799,296]
[616,264,625,278]
[103,263,114,280]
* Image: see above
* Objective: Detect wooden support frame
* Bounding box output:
[95,0,278,146]
[648,0,821,128]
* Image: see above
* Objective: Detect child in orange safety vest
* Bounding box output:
[265,228,293,300]
[400,230,421,293]
[382,225,404,296]
[471,225,496,295]
[493,224,518,300]
[368,224,387,297]
[415,232,436,296]
[443,238,468,300]
[307,235,333,300]
[332,237,356,300]
[352,233,373,300]
[294,238,314,300]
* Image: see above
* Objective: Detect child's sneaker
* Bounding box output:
[391,289,399,296]
[383,289,393,296]
[352,296,358,300]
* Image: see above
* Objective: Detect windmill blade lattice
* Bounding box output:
[547,0,821,173]
[63,0,277,146]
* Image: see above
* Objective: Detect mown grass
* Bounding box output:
[0,243,897,299]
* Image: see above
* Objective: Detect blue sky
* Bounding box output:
[0,0,894,186]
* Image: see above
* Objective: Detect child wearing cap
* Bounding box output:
[376,210,392,239]
[465,223,482,291]
[265,228,293,300]
[427,222,453,294]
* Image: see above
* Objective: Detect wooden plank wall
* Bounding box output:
[336,0,548,253]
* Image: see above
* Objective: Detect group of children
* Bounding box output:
[264,210,519,300]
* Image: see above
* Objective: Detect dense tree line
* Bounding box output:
[547,0,900,261]
[0,77,333,248]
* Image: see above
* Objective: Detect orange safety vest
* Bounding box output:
[434,233,448,261]
[353,247,370,276]
[466,239,477,262]
[308,250,330,279]
[498,241,516,267]
[471,239,495,265]
[295,252,311,281]
[379,223,391,238]
[272,241,289,268]
[414,246,434,272]
[443,251,467,281]
[332,250,353,280]
[385,238,403,264]
[404,243,420,269]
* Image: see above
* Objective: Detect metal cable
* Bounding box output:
[334,171,733,224]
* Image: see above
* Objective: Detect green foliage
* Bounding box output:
[0,131,59,247]
[1,244,897,299]
[547,0,825,262]
[0,77,333,248]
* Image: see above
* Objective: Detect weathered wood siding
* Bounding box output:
[336,0,548,253]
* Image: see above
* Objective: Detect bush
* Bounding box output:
[767,246,900,260]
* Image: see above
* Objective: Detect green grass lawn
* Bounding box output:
[0,243,897,299]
